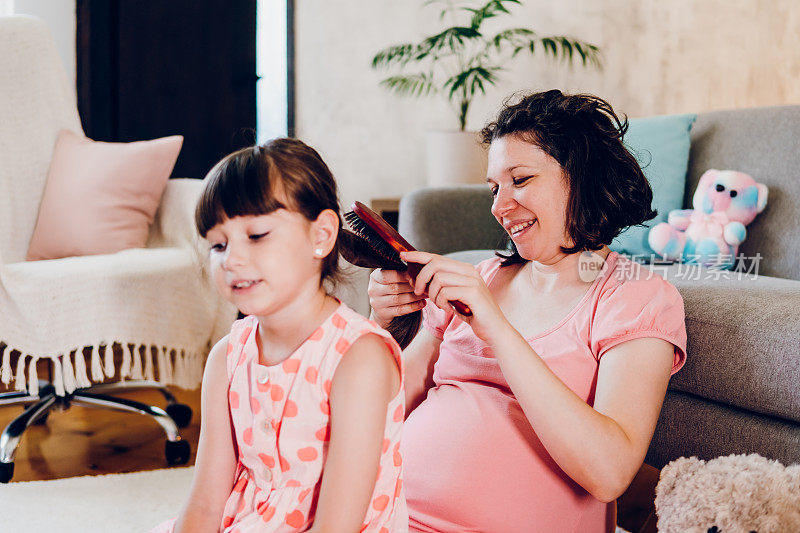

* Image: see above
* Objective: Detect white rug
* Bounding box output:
[0,467,633,532]
[0,467,194,532]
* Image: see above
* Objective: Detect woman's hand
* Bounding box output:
[400,251,511,343]
[368,268,427,329]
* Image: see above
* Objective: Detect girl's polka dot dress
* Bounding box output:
[153,301,407,532]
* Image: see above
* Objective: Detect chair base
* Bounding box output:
[0,380,192,483]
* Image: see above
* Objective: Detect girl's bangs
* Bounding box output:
[195,150,285,237]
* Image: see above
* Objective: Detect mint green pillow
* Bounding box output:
[610,113,697,258]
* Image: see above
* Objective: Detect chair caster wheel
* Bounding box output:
[0,461,14,483]
[165,440,190,466]
[165,403,192,428]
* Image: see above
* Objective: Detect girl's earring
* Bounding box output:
[315,249,323,257]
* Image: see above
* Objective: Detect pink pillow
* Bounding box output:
[27,130,183,261]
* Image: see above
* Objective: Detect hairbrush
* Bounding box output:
[343,201,472,316]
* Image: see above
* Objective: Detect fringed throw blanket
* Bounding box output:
[0,246,236,396]
[0,172,236,396]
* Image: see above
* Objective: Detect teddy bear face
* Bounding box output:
[692,169,768,225]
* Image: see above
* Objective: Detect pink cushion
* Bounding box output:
[27,130,183,261]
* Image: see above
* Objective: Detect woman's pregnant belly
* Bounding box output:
[402,381,601,533]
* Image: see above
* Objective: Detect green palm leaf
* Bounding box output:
[418,26,482,57]
[379,73,437,97]
[491,27,535,50]
[443,65,500,99]
[465,0,521,29]
[491,31,602,67]
[372,43,416,69]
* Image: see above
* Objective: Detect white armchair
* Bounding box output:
[0,15,237,481]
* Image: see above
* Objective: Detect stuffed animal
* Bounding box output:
[648,170,768,269]
[655,454,800,533]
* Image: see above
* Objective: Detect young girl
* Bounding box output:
[152,139,407,533]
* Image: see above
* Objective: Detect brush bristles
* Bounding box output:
[339,229,405,270]
[343,211,404,264]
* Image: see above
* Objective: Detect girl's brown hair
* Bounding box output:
[195,138,343,286]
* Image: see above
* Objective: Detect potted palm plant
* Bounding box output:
[372,0,602,186]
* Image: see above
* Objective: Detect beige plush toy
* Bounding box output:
[655,454,800,533]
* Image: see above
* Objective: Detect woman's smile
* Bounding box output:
[507,218,537,237]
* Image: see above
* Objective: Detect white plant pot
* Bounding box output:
[425,130,488,187]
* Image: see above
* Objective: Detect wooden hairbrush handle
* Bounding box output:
[406,262,473,317]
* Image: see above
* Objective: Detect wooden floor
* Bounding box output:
[0,386,658,532]
[0,387,201,482]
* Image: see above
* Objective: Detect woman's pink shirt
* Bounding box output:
[403,252,687,533]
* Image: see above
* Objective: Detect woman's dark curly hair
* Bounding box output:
[480,89,657,264]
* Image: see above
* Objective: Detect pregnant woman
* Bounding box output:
[369,90,687,532]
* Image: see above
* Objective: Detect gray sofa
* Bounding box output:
[397,105,800,470]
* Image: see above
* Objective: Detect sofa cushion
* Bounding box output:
[611,113,697,257]
[661,265,800,425]
[27,130,183,261]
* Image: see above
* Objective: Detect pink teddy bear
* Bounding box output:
[648,169,768,269]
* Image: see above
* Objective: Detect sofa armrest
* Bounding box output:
[146,177,237,347]
[148,178,205,254]
[398,185,506,255]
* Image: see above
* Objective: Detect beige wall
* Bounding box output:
[296,0,800,207]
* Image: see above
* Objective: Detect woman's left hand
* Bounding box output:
[401,250,511,343]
